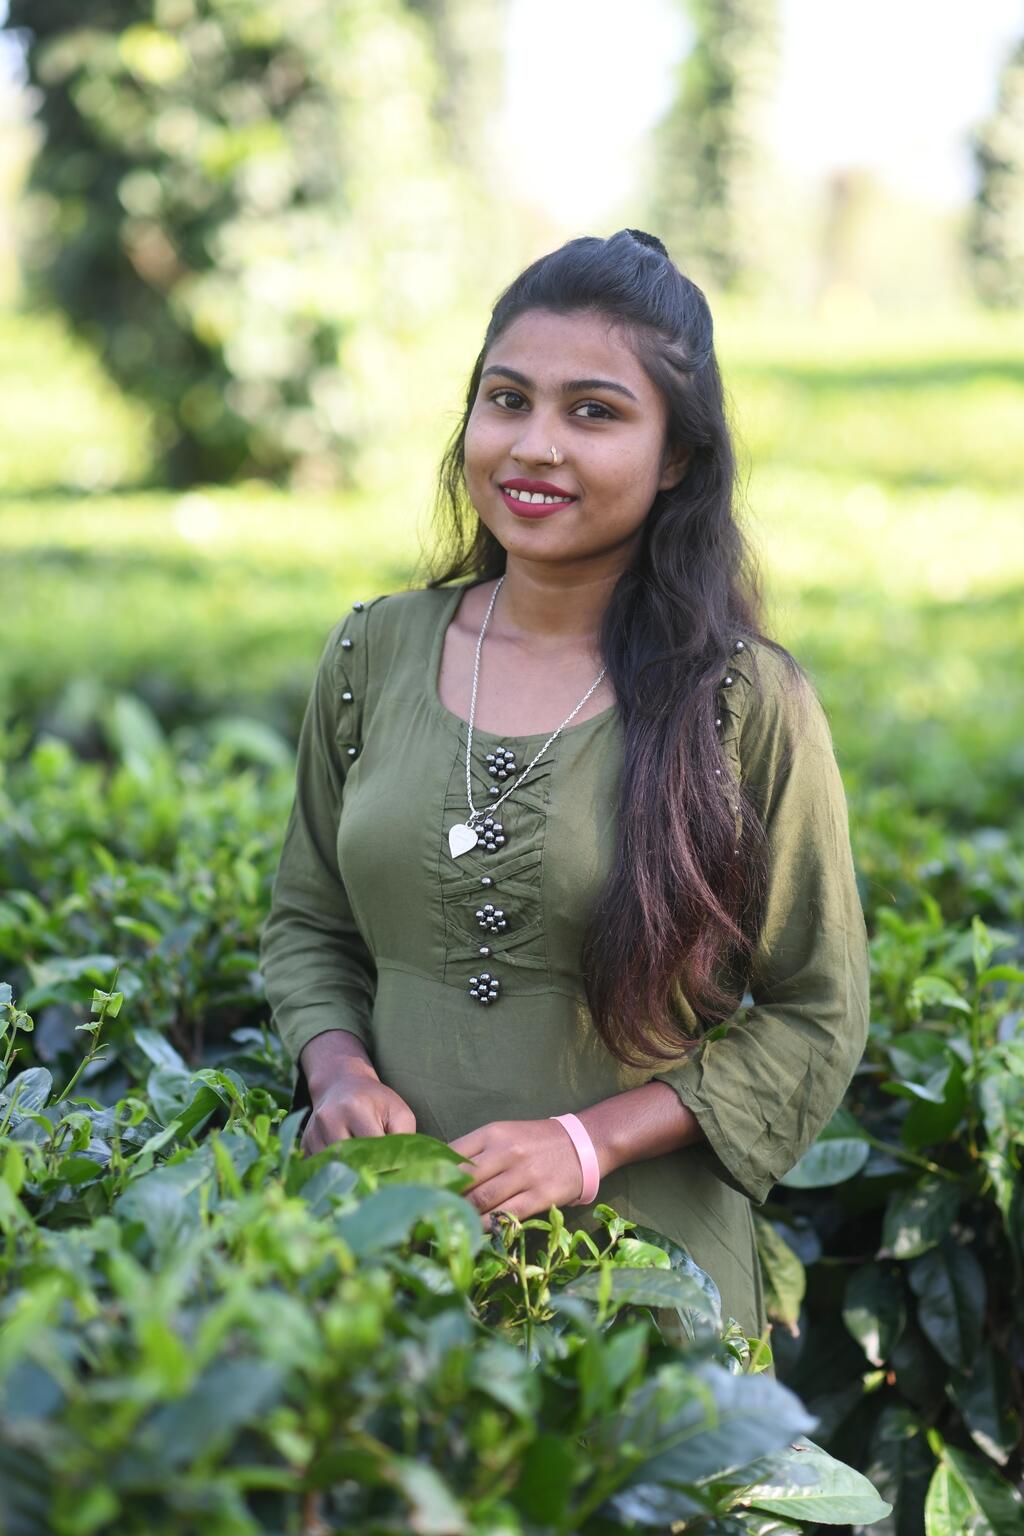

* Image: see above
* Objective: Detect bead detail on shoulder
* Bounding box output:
[331,595,386,773]
[713,639,762,809]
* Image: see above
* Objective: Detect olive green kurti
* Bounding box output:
[259,582,870,1349]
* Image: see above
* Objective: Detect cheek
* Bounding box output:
[464,409,501,456]
[587,439,659,499]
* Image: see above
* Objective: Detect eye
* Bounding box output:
[489,389,615,421]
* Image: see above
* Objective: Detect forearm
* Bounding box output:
[575,1080,706,1178]
[300,1028,379,1099]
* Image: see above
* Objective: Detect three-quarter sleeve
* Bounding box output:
[650,645,870,1207]
[259,612,377,1094]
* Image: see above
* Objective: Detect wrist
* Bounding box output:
[550,1112,602,1206]
[573,1103,624,1179]
[300,1029,379,1101]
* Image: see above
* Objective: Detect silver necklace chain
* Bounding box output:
[463,574,609,828]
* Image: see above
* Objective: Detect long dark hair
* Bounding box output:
[413,228,808,1069]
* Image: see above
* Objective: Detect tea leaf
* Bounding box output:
[779,1107,870,1188]
[908,1238,986,1371]
[754,1214,805,1332]
[737,1436,893,1524]
[842,1261,907,1366]
[947,1345,1022,1467]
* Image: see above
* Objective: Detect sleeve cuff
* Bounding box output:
[650,1059,775,1207]
[275,1007,377,1071]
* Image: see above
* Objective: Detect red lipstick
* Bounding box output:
[499,476,577,519]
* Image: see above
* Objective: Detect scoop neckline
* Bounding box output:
[426,580,618,744]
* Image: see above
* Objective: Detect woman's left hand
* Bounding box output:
[447,1117,587,1230]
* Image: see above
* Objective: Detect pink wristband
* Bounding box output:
[550,1112,601,1206]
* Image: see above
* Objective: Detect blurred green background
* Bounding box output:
[1,0,1022,904]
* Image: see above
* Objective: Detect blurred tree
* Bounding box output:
[408,0,501,181]
[967,30,1024,309]
[6,0,506,485]
[645,0,783,299]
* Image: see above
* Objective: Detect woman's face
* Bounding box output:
[463,307,689,572]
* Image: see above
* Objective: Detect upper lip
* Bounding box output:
[500,477,577,498]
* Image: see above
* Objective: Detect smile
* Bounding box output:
[499,485,576,517]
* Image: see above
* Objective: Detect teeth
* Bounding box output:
[505,487,571,504]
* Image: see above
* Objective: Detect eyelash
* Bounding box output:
[489,388,615,421]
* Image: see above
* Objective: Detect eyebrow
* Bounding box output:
[480,364,639,403]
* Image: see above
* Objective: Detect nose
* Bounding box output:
[510,415,562,466]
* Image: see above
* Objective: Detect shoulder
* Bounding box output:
[324,584,455,664]
[726,637,835,783]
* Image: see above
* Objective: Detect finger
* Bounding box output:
[305,1110,355,1151]
[333,1107,387,1138]
[472,1169,529,1219]
[484,1203,523,1235]
[454,1147,495,1193]
[383,1100,417,1134]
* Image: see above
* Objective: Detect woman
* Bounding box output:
[259,228,870,1359]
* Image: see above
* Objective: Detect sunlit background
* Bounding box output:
[501,0,1023,221]
[0,0,1022,848]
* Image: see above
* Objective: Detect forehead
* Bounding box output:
[484,309,649,392]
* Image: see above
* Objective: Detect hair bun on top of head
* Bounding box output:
[625,228,668,256]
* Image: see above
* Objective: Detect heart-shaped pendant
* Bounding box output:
[448,822,479,859]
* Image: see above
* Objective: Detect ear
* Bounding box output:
[658,443,691,492]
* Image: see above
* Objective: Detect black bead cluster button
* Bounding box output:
[469,970,500,1005]
[470,890,506,1000]
[475,815,506,853]
[475,902,507,933]
[485,746,517,780]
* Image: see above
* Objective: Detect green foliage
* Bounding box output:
[0,974,888,1534]
[756,912,1024,1531]
[7,0,486,484]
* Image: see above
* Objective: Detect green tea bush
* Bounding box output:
[0,725,893,1532]
[755,909,1024,1533]
[0,975,890,1535]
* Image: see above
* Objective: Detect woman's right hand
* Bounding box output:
[298,1029,417,1156]
[301,1069,417,1156]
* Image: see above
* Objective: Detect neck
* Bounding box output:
[489,561,624,651]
